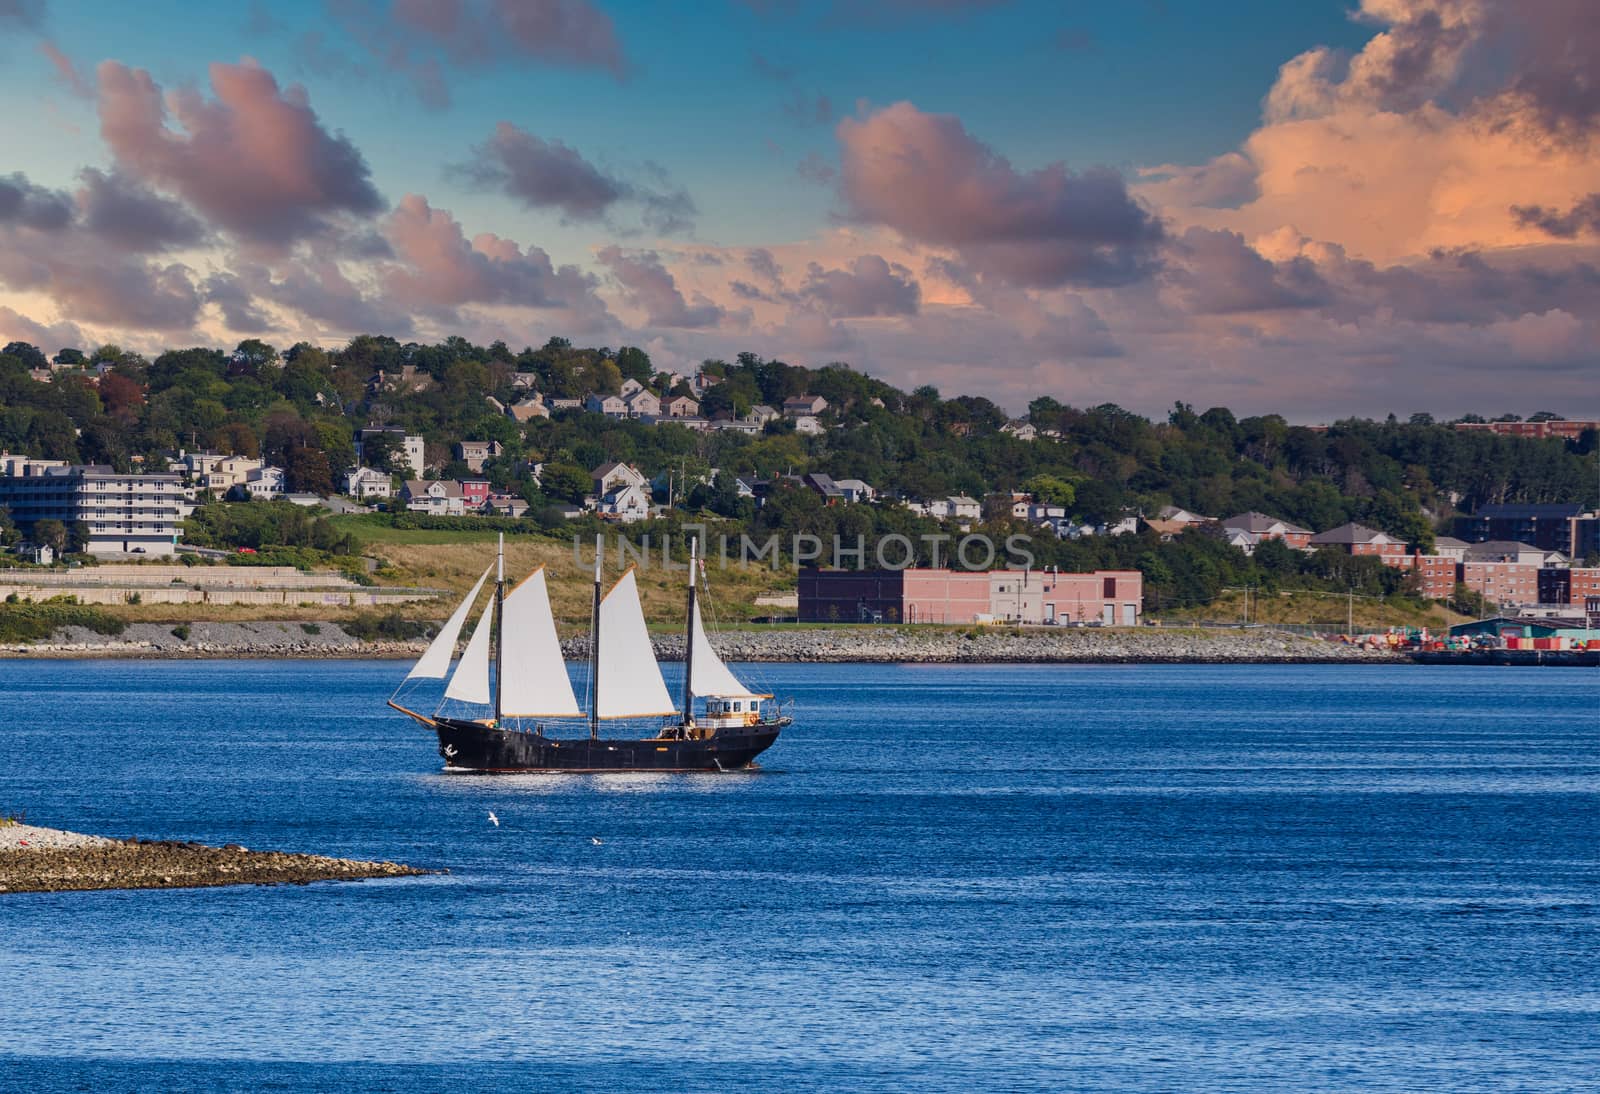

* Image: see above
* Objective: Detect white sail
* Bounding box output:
[443,597,494,705]
[500,567,581,717]
[405,565,493,680]
[690,597,767,699]
[595,568,676,718]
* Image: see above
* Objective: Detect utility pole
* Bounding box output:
[1347,587,1354,637]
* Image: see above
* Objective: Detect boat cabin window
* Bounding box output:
[733,702,742,712]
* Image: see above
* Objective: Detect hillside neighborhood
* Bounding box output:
[0,336,1597,631]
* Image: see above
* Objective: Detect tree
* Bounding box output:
[615,346,653,383]
[1024,473,1076,509]
[33,519,67,553]
[0,505,17,547]
[285,445,334,495]
[53,347,85,366]
[2,342,46,370]
[539,462,591,504]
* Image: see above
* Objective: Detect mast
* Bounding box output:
[681,537,697,727]
[588,535,602,739]
[493,532,504,724]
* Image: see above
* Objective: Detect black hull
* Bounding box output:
[431,717,787,773]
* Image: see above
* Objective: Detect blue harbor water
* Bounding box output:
[1,660,1597,1092]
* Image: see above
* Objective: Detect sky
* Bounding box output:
[0,0,1596,420]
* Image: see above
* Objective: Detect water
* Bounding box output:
[1,660,1597,1092]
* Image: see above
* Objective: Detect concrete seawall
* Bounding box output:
[3,622,1404,663]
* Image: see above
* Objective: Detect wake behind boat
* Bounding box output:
[388,536,789,773]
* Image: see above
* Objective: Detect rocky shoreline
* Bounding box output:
[0,619,1402,663]
[0,823,431,894]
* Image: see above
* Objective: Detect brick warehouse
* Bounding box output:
[799,568,1143,626]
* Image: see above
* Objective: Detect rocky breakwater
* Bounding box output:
[3,621,429,659]
[563,626,1406,664]
[0,822,432,894]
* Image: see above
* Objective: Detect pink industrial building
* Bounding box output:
[799,568,1143,626]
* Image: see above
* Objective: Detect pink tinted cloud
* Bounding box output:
[597,246,725,328]
[460,122,695,234]
[382,193,610,325]
[0,306,86,353]
[39,41,93,98]
[836,102,1163,288]
[96,59,384,247]
[799,254,920,317]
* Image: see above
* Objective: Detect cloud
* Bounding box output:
[596,246,724,328]
[381,193,609,324]
[0,173,73,230]
[836,102,1164,288]
[330,0,629,106]
[39,41,92,98]
[460,122,695,234]
[96,59,384,247]
[745,247,785,287]
[76,168,207,253]
[0,306,87,354]
[1166,227,1331,314]
[799,254,920,317]
[1138,152,1259,211]
[204,272,273,331]
[1511,193,1600,239]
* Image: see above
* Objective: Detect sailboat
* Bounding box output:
[388,534,789,772]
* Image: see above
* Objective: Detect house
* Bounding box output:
[783,394,828,417]
[834,479,876,503]
[1157,505,1213,525]
[794,415,824,436]
[547,397,584,411]
[344,466,392,500]
[460,480,491,509]
[1141,518,1191,541]
[913,496,982,522]
[749,404,779,425]
[711,417,762,435]
[18,543,55,565]
[1308,522,1409,560]
[597,482,652,523]
[620,378,645,397]
[1001,420,1037,441]
[1222,527,1259,554]
[803,473,846,504]
[623,388,661,418]
[507,395,550,423]
[454,440,504,473]
[591,461,647,499]
[401,479,467,516]
[1458,561,1539,607]
[584,393,628,418]
[799,567,1142,626]
[356,429,425,478]
[1432,535,1472,561]
[229,465,285,501]
[510,373,538,391]
[661,416,712,433]
[734,477,759,499]
[662,394,700,418]
[484,493,529,518]
[1222,512,1314,550]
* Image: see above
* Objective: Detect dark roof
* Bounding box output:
[1309,521,1397,545]
[1222,511,1312,534]
[1472,504,1583,520]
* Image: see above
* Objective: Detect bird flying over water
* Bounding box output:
[590,837,603,846]
[488,812,499,827]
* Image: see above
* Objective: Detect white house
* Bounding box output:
[231,465,285,501]
[834,478,877,503]
[356,429,425,478]
[344,466,392,500]
[662,394,700,418]
[591,461,647,499]
[623,388,661,418]
[585,393,628,418]
[748,404,779,425]
[1001,420,1038,441]
[597,482,652,523]
[454,440,504,473]
[507,395,550,422]
[402,479,467,516]
[793,415,824,436]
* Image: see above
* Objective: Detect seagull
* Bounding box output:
[590,837,603,846]
[488,812,499,827]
